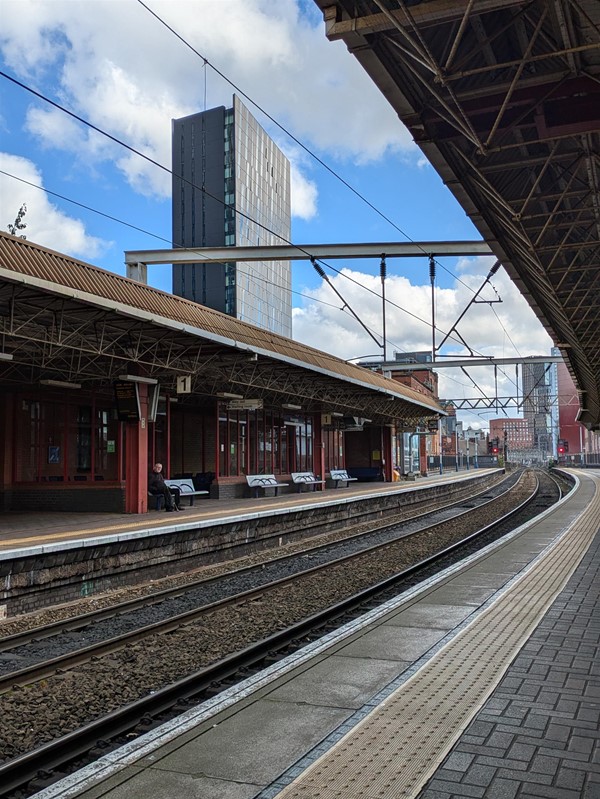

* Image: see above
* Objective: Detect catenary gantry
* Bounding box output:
[313,0,600,429]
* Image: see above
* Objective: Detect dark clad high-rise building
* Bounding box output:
[172,95,292,335]
[522,359,552,453]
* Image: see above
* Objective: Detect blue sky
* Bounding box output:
[0,0,552,429]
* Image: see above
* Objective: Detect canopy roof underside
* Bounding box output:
[316,0,600,428]
[0,232,441,426]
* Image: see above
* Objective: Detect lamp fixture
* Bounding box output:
[118,374,158,385]
[0,353,13,361]
[40,379,82,390]
[216,391,244,399]
[282,403,302,410]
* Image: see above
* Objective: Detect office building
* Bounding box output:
[172,95,292,335]
[522,358,552,454]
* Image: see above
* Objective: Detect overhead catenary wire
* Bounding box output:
[0,168,350,323]
[1,0,527,379]
[0,12,548,418]
[1,0,517,367]
[0,12,516,372]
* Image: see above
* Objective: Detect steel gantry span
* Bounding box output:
[314,0,600,429]
[0,232,441,426]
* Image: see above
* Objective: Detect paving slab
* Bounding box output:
[265,654,405,708]
[381,602,476,629]
[142,698,352,786]
[82,766,260,799]
[335,624,448,661]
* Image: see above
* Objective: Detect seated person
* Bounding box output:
[148,462,183,512]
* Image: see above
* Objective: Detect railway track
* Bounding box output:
[0,468,565,798]
[0,469,524,669]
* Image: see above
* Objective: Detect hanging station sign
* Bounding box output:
[227,399,264,411]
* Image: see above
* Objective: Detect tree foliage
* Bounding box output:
[7,204,27,239]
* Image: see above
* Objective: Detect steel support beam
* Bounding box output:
[362,356,563,370]
[124,240,493,269]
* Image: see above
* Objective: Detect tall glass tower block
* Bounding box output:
[172,95,292,336]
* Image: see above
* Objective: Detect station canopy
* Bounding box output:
[314,0,600,428]
[0,232,441,426]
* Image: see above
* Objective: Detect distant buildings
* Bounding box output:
[172,95,292,335]
[488,350,600,463]
[489,418,532,452]
[552,347,600,460]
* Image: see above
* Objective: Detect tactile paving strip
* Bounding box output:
[274,475,599,799]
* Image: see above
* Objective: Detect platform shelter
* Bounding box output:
[0,232,442,513]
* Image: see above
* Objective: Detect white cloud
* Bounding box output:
[290,162,318,220]
[0,0,417,206]
[0,153,109,259]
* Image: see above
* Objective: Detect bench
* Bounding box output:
[291,472,325,493]
[164,479,209,506]
[329,469,358,488]
[246,474,289,498]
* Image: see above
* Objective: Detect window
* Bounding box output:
[216,406,313,476]
[13,395,119,482]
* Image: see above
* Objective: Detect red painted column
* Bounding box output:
[419,434,428,476]
[382,425,393,482]
[215,402,221,479]
[0,393,14,490]
[124,383,149,514]
[313,413,325,487]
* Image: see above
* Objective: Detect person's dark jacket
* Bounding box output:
[149,470,167,495]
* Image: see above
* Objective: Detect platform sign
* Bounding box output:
[427,418,439,432]
[114,381,140,422]
[227,399,263,411]
[176,375,192,394]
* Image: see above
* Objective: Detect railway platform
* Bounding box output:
[0,468,496,554]
[26,467,599,799]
